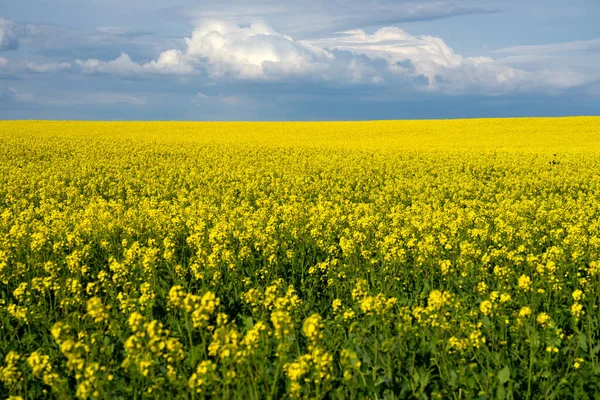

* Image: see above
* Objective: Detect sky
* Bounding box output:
[1,0,599,120]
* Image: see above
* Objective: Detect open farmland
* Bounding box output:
[1,117,600,399]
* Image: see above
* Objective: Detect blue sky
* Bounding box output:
[1,0,599,120]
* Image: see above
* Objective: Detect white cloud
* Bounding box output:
[185,22,333,79]
[77,51,194,76]
[494,38,600,55]
[492,38,600,89]
[0,57,7,68]
[75,22,336,81]
[180,0,497,37]
[26,61,72,73]
[310,28,488,79]
[73,21,591,94]
[0,18,19,51]
[309,27,587,93]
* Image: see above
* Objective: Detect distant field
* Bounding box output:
[1,117,600,399]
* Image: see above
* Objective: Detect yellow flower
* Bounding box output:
[86,297,110,323]
[439,259,452,275]
[0,352,22,385]
[448,337,468,352]
[479,300,493,316]
[590,261,600,276]
[427,290,451,310]
[570,303,584,320]
[572,290,584,302]
[518,275,532,291]
[332,299,342,312]
[189,361,219,393]
[302,314,324,345]
[499,293,511,303]
[271,310,292,340]
[343,310,355,321]
[128,312,145,332]
[518,306,532,318]
[27,352,52,377]
[476,282,488,295]
[536,312,552,328]
[168,285,186,308]
[469,330,486,348]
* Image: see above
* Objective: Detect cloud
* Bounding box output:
[492,38,600,89]
[73,21,590,95]
[26,61,72,73]
[72,22,407,84]
[184,22,334,80]
[0,18,19,51]
[177,0,498,37]
[0,58,72,76]
[74,22,374,82]
[310,28,484,78]
[93,26,154,39]
[77,51,194,76]
[309,28,588,93]
[494,38,600,56]
[0,85,35,103]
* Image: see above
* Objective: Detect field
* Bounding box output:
[1,117,600,399]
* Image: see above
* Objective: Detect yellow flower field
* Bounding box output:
[1,117,600,399]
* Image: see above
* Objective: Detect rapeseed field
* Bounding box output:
[1,117,600,399]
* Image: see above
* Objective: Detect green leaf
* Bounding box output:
[497,383,506,400]
[243,315,254,330]
[578,333,588,352]
[449,369,458,387]
[498,366,510,384]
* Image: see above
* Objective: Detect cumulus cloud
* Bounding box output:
[310,28,484,78]
[185,22,333,79]
[73,21,589,94]
[309,28,587,93]
[72,22,398,84]
[77,51,194,76]
[75,22,337,81]
[0,18,19,51]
